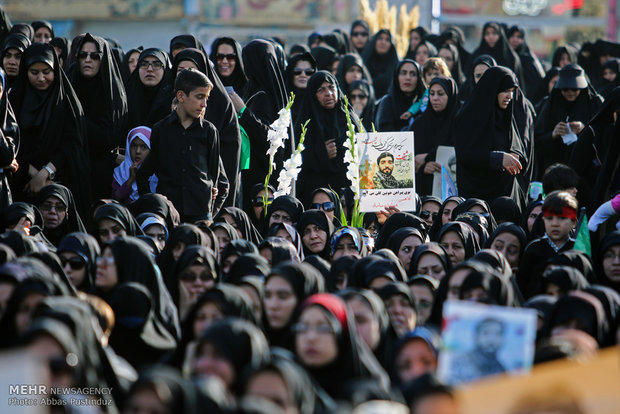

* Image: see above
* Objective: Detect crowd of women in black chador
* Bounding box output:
[2,12,620,413]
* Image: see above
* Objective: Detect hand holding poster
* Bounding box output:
[437,301,537,387]
[357,131,416,212]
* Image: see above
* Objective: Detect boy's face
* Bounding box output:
[543,215,575,244]
[178,87,210,118]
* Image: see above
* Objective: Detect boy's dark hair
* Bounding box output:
[174,68,213,95]
[542,163,579,194]
[542,190,578,217]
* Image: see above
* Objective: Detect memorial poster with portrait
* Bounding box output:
[437,301,537,386]
[358,131,416,212]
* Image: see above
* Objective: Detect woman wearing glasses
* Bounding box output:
[36,183,86,247]
[209,37,247,96]
[57,232,100,292]
[124,48,172,131]
[350,20,370,54]
[67,33,128,201]
[285,51,316,121]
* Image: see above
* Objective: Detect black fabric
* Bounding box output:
[99,236,180,340]
[598,58,620,98]
[326,256,356,292]
[297,293,390,398]
[169,34,200,56]
[171,47,241,208]
[239,40,288,200]
[410,242,452,277]
[31,20,54,39]
[167,245,219,308]
[9,42,91,215]
[454,66,526,208]
[386,227,424,260]
[297,209,335,259]
[349,79,376,131]
[120,47,142,82]
[552,45,578,68]
[490,196,522,225]
[264,262,324,351]
[547,250,597,285]
[507,26,545,101]
[470,22,525,94]
[295,71,361,205]
[407,40,437,62]
[412,76,460,195]
[36,183,86,246]
[541,265,589,295]
[128,366,200,414]
[485,222,527,261]
[57,232,100,292]
[362,29,399,99]
[458,54,497,103]
[532,66,560,111]
[136,111,228,217]
[124,48,173,131]
[67,33,128,201]
[130,192,180,229]
[209,37,247,95]
[157,223,208,283]
[440,26,471,69]
[459,267,515,306]
[376,212,428,250]
[226,253,270,284]
[285,52,317,121]
[310,45,338,72]
[8,23,33,42]
[335,53,373,97]
[375,59,424,132]
[264,195,305,230]
[534,65,603,171]
[438,43,466,87]
[438,221,480,261]
[196,318,270,395]
[1,33,30,90]
[0,69,16,211]
[49,36,70,68]
[93,203,143,238]
[350,20,371,54]
[216,206,262,245]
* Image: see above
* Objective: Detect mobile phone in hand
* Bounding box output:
[225,86,235,94]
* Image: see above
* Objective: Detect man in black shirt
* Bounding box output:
[137,68,228,221]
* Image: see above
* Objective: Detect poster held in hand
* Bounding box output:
[437,300,537,386]
[357,131,416,212]
[432,145,457,199]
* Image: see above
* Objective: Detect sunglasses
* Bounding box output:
[293,68,316,76]
[352,31,369,38]
[215,53,236,61]
[351,93,367,100]
[419,210,438,221]
[312,201,335,212]
[61,256,86,270]
[179,272,214,282]
[77,51,102,60]
[252,196,274,207]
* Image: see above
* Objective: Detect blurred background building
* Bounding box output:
[0,0,616,60]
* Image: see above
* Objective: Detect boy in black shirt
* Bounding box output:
[137,69,228,221]
[517,190,577,299]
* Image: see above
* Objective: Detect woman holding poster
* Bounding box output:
[454,66,526,209]
[296,71,361,205]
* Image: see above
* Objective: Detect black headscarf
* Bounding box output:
[130,192,180,229]
[1,33,30,90]
[440,26,471,67]
[37,183,86,246]
[9,42,91,214]
[8,23,33,41]
[124,48,172,131]
[240,39,288,195]
[169,34,200,56]
[485,222,527,262]
[195,318,270,395]
[57,232,100,292]
[534,63,603,170]
[410,242,452,278]
[459,53,497,103]
[438,43,466,87]
[386,227,424,263]
[310,45,338,72]
[67,33,128,200]
[157,223,209,281]
[376,59,425,132]
[335,53,373,97]
[376,212,428,250]
[362,29,399,99]
[470,22,525,92]
[350,20,371,54]
[227,253,270,284]
[295,71,361,205]
[552,45,578,68]
[547,250,597,285]
[506,25,545,100]
[532,66,561,110]
[31,20,54,39]
[171,47,241,207]
[120,46,142,82]
[598,58,620,98]
[265,195,305,230]
[216,206,262,245]
[209,37,247,94]
[438,221,480,261]
[103,236,180,340]
[412,76,460,195]
[93,203,143,240]
[127,366,199,414]
[297,293,390,398]
[297,209,335,259]
[541,265,589,296]
[167,244,219,308]
[49,36,70,68]
[349,79,376,131]
[454,66,525,207]
[285,52,317,121]
[407,40,438,62]
[264,262,324,351]
[459,266,516,306]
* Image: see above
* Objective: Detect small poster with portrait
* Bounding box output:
[357,131,416,212]
[437,300,537,387]
[432,145,457,199]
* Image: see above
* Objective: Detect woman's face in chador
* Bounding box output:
[78,41,101,79]
[497,87,515,110]
[215,43,236,78]
[316,81,337,110]
[398,62,418,95]
[375,33,391,55]
[429,83,448,112]
[484,26,499,48]
[293,59,314,90]
[28,62,54,91]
